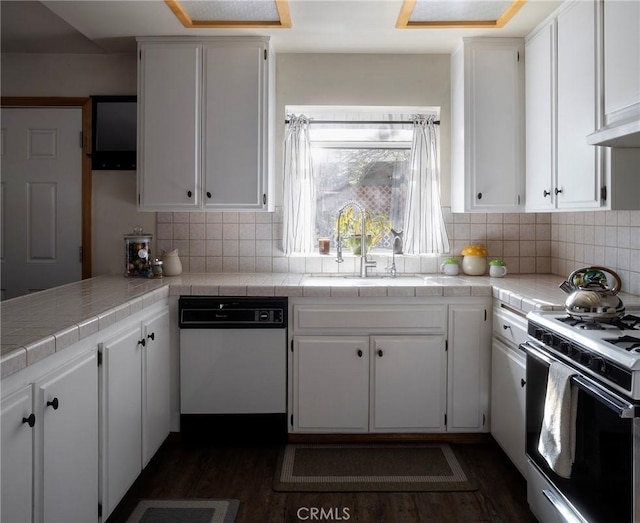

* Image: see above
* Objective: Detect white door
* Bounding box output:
[38,351,99,523]
[1,385,34,523]
[100,326,143,519]
[142,309,170,466]
[1,107,83,299]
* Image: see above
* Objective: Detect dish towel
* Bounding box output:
[537,362,579,479]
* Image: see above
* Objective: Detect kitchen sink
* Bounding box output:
[301,275,429,286]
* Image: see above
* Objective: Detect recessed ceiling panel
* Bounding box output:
[165,0,291,28]
[398,0,527,28]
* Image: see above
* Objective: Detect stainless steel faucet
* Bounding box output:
[335,200,377,278]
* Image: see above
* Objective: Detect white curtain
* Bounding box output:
[282,115,316,254]
[403,115,450,254]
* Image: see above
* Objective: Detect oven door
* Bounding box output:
[522,341,637,523]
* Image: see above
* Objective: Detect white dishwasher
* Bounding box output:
[179,296,287,441]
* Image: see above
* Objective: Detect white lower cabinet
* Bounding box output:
[100,325,144,518]
[1,384,35,523]
[491,338,527,476]
[292,334,446,433]
[100,305,170,519]
[371,335,447,432]
[447,305,491,432]
[292,336,370,432]
[1,351,99,523]
[142,308,171,466]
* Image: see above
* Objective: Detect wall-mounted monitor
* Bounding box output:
[91,95,137,170]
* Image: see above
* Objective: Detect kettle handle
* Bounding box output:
[567,266,622,294]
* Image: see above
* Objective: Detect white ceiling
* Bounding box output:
[1,0,562,55]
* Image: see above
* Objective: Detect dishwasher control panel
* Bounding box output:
[179,296,287,328]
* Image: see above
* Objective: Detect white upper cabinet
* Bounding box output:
[137,37,274,212]
[525,21,556,212]
[588,0,640,147]
[525,0,640,212]
[451,37,525,213]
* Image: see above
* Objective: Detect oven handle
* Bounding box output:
[542,489,589,523]
[520,341,637,419]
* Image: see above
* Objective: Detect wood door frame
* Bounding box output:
[1,97,92,279]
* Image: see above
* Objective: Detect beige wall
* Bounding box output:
[1,52,155,277]
[275,53,452,206]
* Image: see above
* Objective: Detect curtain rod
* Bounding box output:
[284,119,440,125]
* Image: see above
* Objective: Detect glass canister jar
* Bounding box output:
[124,227,153,277]
[461,244,488,276]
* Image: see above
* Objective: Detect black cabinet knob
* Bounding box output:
[206,192,212,199]
[357,349,363,357]
[377,349,384,357]
[477,192,483,200]
[22,413,36,427]
[147,332,155,341]
[46,398,59,410]
[503,324,511,330]
[520,379,526,388]
[543,190,551,197]
[138,338,146,347]
[555,188,563,195]
[187,190,192,198]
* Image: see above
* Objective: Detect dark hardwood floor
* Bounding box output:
[106,436,536,523]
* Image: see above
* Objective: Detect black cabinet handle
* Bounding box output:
[377,349,384,357]
[555,188,563,195]
[543,190,550,197]
[147,332,155,341]
[46,398,59,410]
[187,190,192,198]
[477,192,483,200]
[206,192,212,199]
[22,413,36,427]
[138,338,146,347]
[521,378,526,387]
[503,324,512,331]
[357,349,363,357]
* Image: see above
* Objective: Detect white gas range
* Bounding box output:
[526,308,640,400]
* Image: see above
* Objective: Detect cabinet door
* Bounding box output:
[370,335,446,432]
[467,44,524,212]
[37,351,99,523]
[138,42,201,210]
[525,21,557,212]
[1,385,34,523]
[603,0,640,123]
[491,339,527,476]
[142,308,170,467]
[203,42,268,210]
[100,325,143,518]
[292,336,369,432]
[556,0,601,209]
[447,305,491,432]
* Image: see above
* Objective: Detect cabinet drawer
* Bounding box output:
[493,305,528,348]
[293,305,446,333]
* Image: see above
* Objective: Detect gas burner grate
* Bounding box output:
[557,314,640,331]
[604,335,640,351]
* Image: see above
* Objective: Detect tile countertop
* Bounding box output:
[2,272,639,379]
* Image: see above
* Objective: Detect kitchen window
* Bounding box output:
[283,106,449,256]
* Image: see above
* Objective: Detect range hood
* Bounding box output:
[587,105,640,148]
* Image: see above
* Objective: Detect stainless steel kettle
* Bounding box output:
[559,266,625,321]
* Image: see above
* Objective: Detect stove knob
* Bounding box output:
[534,329,544,340]
[580,352,593,366]
[542,333,553,345]
[591,357,607,374]
[559,342,571,354]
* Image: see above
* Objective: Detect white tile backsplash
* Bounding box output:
[156,207,555,276]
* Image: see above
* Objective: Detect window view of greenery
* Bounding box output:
[310,126,411,252]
